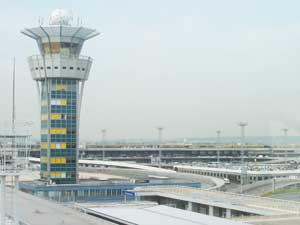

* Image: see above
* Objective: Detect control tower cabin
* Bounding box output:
[22,10,99,184]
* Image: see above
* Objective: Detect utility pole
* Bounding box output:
[157,127,163,168]
[238,122,248,194]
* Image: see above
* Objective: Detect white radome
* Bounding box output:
[49,9,73,26]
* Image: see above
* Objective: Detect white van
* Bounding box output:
[223,178,231,184]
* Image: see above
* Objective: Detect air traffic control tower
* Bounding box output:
[22,10,99,184]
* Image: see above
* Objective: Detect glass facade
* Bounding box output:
[40,78,78,184]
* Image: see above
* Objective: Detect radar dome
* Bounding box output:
[49,9,73,26]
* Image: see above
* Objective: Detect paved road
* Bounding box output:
[236,215,300,225]
[271,193,300,202]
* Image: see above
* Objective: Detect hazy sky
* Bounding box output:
[1,0,300,140]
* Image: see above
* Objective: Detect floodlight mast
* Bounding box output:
[238,122,248,194]
[157,127,164,168]
[101,129,106,160]
[216,130,221,167]
[282,128,288,163]
[101,129,106,147]
[238,122,248,165]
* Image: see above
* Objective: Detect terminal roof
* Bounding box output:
[87,204,249,225]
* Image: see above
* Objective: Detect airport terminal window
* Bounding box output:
[54,66,58,69]
[47,66,51,69]
[69,67,74,70]
[62,66,66,69]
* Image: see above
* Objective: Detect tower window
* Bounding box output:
[70,67,74,70]
[82,68,85,71]
[54,66,58,69]
[62,66,67,69]
[47,66,51,69]
[35,67,38,70]
[40,67,43,70]
[77,67,80,70]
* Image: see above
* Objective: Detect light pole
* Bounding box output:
[157,127,163,168]
[282,128,288,164]
[101,129,106,147]
[101,129,106,160]
[216,130,221,167]
[238,122,248,194]
[238,122,248,165]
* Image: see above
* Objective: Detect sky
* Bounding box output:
[1,0,300,141]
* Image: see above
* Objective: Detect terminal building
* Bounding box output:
[22,9,99,184]
[19,177,200,202]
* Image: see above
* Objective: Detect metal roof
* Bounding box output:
[87,205,250,225]
[134,186,300,216]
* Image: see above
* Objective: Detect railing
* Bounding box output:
[28,54,93,61]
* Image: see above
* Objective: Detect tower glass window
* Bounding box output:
[42,42,80,56]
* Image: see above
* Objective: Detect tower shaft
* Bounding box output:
[40,78,78,184]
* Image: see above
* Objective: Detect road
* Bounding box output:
[271,192,300,202]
